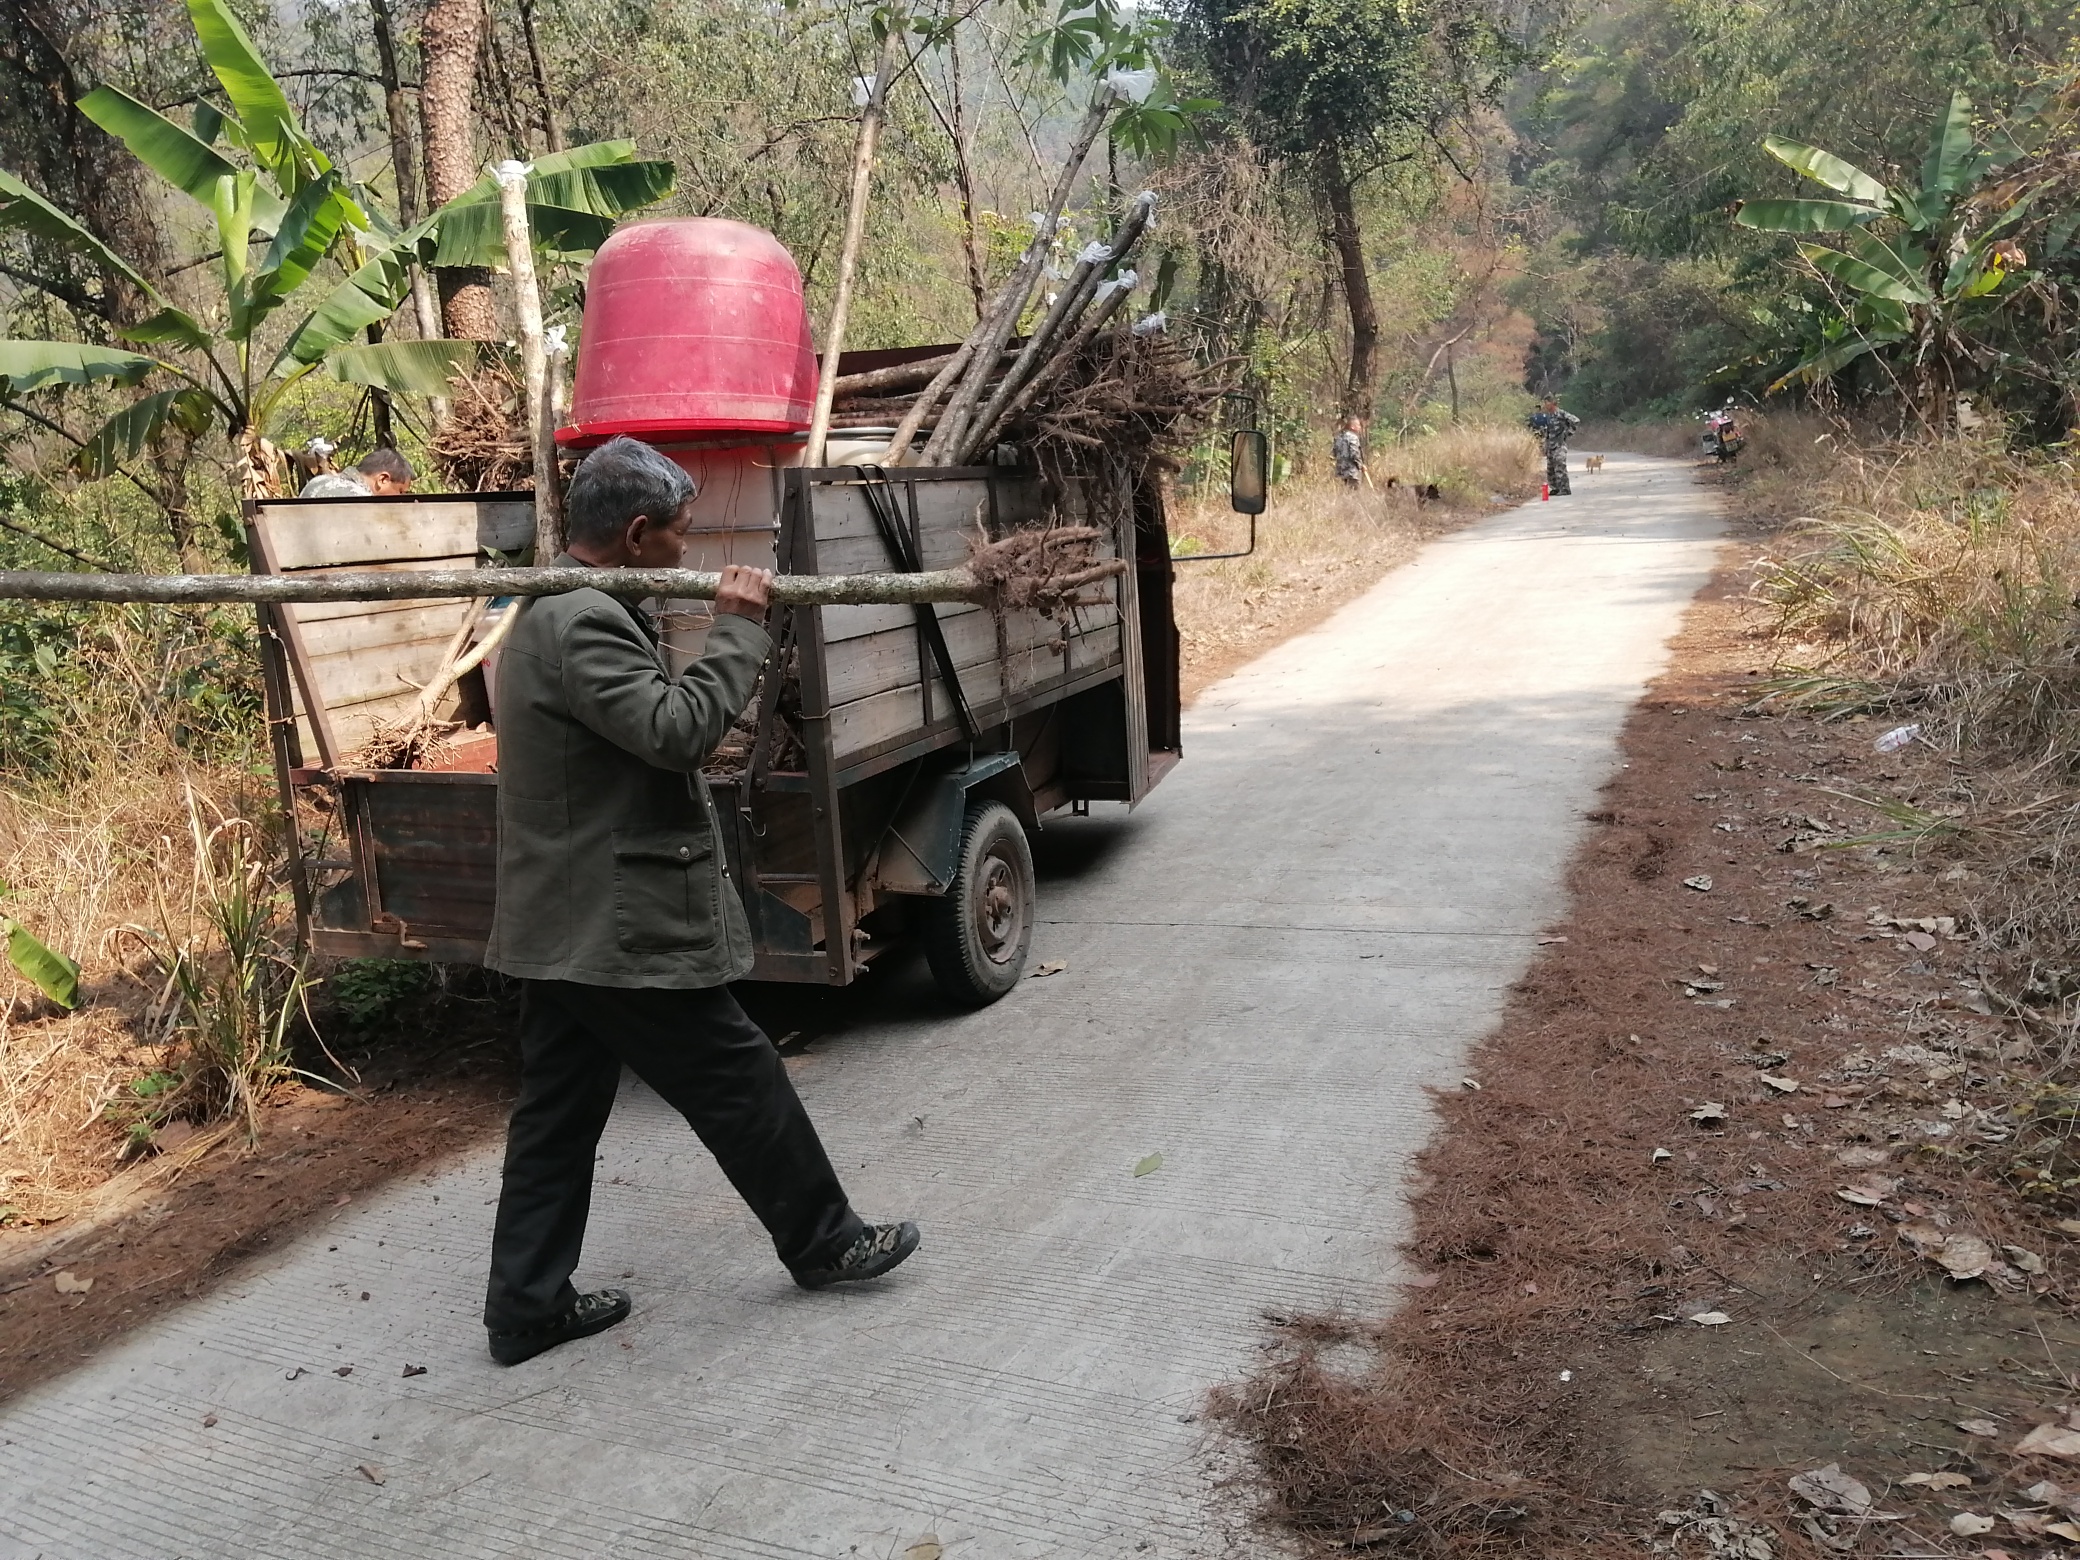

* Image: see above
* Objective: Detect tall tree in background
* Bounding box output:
[1177,0,1511,417]
[420,0,497,339]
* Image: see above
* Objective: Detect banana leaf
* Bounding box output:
[0,170,163,302]
[0,340,159,392]
[1768,334,1883,394]
[1764,136,1888,203]
[72,387,217,478]
[1847,231,1925,289]
[184,0,322,192]
[1736,198,1881,233]
[74,83,286,240]
[1801,244,1932,305]
[6,919,79,1010]
[117,307,214,354]
[275,142,670,371]
[327,339,478,395]
[1850,295,1911,337]
[247,171,355,320]
[75,85,239,206]
[271,216,435,371]
[1920,91,1976,195]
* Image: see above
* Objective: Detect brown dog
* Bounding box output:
[1584,454,1605,474]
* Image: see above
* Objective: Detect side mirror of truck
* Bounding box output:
[1230,429,1268,515]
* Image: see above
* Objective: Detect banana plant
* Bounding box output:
[0,0,673,498]
[1735,91,2042,409]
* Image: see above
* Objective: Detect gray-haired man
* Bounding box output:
[481,434,919,1366]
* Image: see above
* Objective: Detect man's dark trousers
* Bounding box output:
[483,979,865,1331]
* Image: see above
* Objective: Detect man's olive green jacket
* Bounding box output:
[485,559,769,988]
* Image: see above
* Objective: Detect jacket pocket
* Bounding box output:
[610,829,718,952]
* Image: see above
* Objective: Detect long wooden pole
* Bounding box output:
[802,27,903,470]
[497,161,563,561]
[0,567,989,607]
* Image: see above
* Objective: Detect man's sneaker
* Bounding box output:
[792,1221,920,1291]
[487,1287,631,1366]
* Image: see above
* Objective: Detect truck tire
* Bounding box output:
[923,801,1034,1006]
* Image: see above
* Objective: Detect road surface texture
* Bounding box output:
[0,455,1720,1559]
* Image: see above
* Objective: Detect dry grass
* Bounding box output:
[0,1002,143,1225]
[1740,420,2080,1083]
[0,737,276,1225]
[1172,426,1539,700]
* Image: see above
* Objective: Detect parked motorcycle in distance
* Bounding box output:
[1701,399,1745,462]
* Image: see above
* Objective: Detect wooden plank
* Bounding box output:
[825,605,1112,708]
[811,479,990,555]
[293,600,477,661]
[331,694,421,755]
[258,499,532,570]
[247,516,342,766]
[831,623,1120,763]
[309,629,475,711]
[821,599,980,645]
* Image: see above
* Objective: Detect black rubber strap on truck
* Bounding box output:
[855,467,979,741]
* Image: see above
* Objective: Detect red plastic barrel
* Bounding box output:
[560,218,817,444]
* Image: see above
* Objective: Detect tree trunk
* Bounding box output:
[480,21,531,158]
[946,27,987,321]
[517,0,563,152]
[370,0,445,347]
[420,0,497,340]
[370,0,419,226]
[1320,142,1378,421]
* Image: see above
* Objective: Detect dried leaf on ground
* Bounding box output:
[2016,1423,2080,1459]
[1759,1074,1799,1092]
[357,1463,385,1485]
[2003,1245,2046,1275]
[1935,1234,1997,1281]
[1789,1463,1873,1516]
[51,1270,90,1294]
[1950,1512,1997,1537]
[1958,1418,2000,1437]
[1133,1153,1163,1177]
[1690,1102,1729,1125]
[1689,1310,1732,1326]
[1030,961,1068,978]
[1834,1147,1890,1167]
[905,1540,943,1560]
[1901,1472,1973,1489]
[1683,875,1714,891]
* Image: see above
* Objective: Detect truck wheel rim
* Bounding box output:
[975,850,1023,965]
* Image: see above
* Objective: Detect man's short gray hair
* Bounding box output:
[564,436,697,549]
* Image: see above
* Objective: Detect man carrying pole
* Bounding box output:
[479,434,919,1366]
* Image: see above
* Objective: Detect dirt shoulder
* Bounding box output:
[0,991,518,1400]
[1223,488,2080,1556]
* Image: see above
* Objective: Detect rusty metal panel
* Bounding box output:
[340,772,498,946]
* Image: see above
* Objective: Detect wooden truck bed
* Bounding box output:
[257,456,1180,986]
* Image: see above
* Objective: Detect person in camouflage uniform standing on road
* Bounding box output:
[1527,397,1580,495]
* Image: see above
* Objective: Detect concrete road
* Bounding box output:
[0,454,1720,1559]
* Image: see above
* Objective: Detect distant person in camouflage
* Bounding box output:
[1332,416,1364,486]
[1527,398,1580,495]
